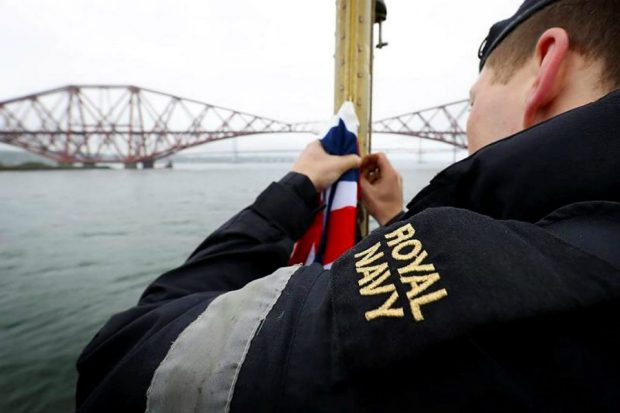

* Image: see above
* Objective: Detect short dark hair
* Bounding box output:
[487,0,620,89]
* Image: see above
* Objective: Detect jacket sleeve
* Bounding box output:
[76,172,319,412]
[140,172,320,304]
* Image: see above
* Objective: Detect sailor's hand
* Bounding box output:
[292,140,361,192]
[360,153,404,226]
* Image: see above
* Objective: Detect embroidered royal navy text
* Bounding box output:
[353,223,448,322]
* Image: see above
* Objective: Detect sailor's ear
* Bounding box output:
[523,28,570,129]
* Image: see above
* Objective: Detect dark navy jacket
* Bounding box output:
[76,90,620,412]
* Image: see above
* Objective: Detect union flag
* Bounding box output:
[289,102,360,268]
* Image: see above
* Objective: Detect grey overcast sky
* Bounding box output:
[0,0,520,153]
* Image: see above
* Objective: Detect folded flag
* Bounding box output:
[289,102,360,269]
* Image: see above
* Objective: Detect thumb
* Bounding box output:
[335,154,361,173]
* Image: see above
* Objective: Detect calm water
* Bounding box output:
[0,161,446,413]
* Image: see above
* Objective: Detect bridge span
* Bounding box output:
[0,85,468,168]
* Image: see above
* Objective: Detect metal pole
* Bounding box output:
[334,0,374,236]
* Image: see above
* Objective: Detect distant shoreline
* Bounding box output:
[0,162,111,171]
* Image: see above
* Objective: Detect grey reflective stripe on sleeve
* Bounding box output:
[145,265,301,413]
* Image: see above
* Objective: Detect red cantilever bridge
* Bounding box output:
[0,85,469,168]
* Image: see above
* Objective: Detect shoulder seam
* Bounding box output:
[537,201,620,227]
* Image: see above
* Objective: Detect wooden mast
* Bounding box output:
[334,0,374,236]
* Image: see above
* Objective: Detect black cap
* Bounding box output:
[478,0,560,71]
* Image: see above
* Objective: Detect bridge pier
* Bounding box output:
[124,162,138,169]
[83,161,97,168]
[141,159,155,169]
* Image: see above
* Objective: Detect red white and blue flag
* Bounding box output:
[289,102,360,269]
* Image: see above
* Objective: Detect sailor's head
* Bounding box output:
[466,0,620,153]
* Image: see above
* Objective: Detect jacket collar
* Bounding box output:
[405,89,620,222]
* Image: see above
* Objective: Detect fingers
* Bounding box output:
[361,154,379,170]
[361,152,397,184]
[363,166,380,184]
[374,152,394,172]
[361,154,380,183]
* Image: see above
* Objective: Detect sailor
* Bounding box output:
[77,0,620,411]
